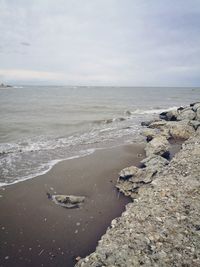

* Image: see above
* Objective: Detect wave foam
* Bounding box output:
[0,148,96,188]
[131,106,178,115]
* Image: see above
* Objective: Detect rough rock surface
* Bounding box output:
[192,103,200,112]
[142,128,159,142]
[145,136,170,157]
[168,122,195,140]
[117,165,156,199]
[177,108,196,121]
[149,120,195,140]
[159,109,178,121]
[141,154,169,169]
[75,103,200,267]
[159,103,200,122]
[51,194,85,208]
[76,133,200,267]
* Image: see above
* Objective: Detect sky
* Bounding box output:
[0,0,200,86]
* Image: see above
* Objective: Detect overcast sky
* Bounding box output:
[0,0,200,86]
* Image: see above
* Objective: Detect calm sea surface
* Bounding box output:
[0,86,199,185]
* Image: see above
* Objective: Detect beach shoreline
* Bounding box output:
[0,143,145,267]
[76,102,200,267]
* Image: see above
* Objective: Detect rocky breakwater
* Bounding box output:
[76,102,200,267]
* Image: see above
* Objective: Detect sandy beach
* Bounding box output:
[0,143,145,267]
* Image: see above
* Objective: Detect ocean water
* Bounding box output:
[0,85,199,186]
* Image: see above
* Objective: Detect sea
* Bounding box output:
[0,86,199,186]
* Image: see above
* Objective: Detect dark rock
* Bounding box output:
[190,101,200,107]
[159,111,168,120]
[161,151,170,160]
[177,106,184,111]
[195,225,200,231]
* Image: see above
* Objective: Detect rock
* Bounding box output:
[141,155,169,170]
[141,120,155,127]
[189,120,200,130]
[159,109,178,121]
[51,195,85,208]
[142,129,159,142]
[119,166,143,180]
[190,102,196,107]
[177,109,196,121]
[145,136,170,157]
[149,120,167,129]
[191,102,200,111]
[117,166,156,197]
[177,106,184,111]
[149,120,195,140]
[196,107,200,121]
[75,256,82,261]
[169,122,195,140]
[76,133,200,267]
[159,111,168,120]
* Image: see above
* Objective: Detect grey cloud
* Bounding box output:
[0,0,200,86]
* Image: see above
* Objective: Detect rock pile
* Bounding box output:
[116,103,200,199]
[75,102,200,267]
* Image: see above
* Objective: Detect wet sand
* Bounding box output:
[0,143,145,267]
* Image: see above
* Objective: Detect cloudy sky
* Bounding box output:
[0,0,200,86]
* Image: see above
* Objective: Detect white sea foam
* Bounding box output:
[131,106,178,115]
[0,148,96,188]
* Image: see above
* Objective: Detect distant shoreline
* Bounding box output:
[0,83,12,88]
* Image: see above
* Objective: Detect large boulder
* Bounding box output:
[51,195,85,208]
[177,108,196,121]
[117,166,156,198]
[150,120,195,140]
[145,135,170,157]
[159,109,178,121]
[169,122,195,139]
